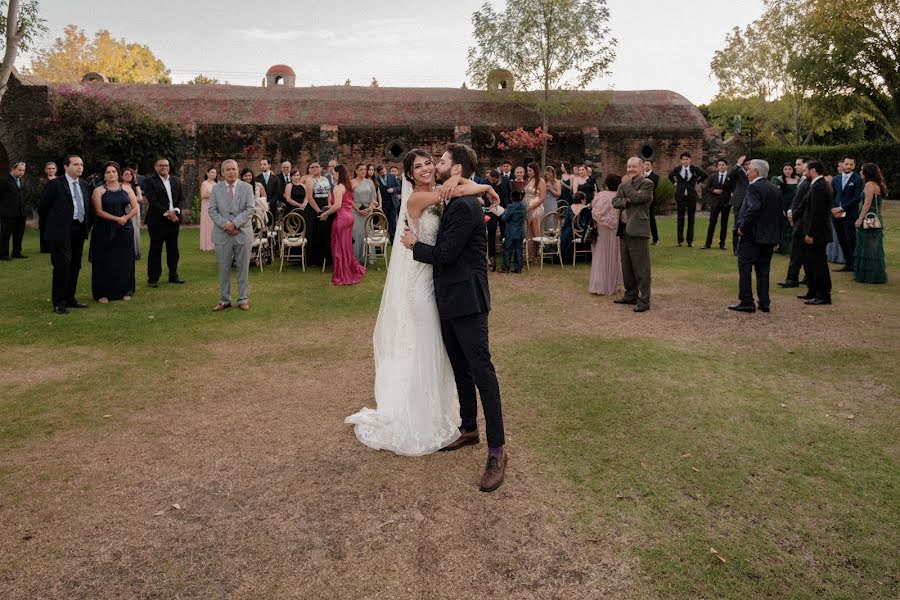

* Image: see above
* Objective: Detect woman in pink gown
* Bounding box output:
[199,166,217,251]
[589,174,623,295]
[319,164,366,285]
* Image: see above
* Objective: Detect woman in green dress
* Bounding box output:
[771,163,798,254]
[853,163,888,284]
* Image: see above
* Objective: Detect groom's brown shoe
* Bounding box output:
[479,451,508,493]
[439,429,480,452]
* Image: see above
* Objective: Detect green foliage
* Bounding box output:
[31,88,184,174]
[185,74,219,85]
[654,176,675,206]
[756,142,900,196]
[190,193,201,225]
[0,0,47,53]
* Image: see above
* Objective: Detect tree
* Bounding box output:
[370,77,379,87]
[343,78,351,86]
[185,74,220,85]
[467,0,616,167]
[0,0,47,104]
[775,0,900,141]
[28,25,170,83]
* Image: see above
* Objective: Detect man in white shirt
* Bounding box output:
[143,158,185,287]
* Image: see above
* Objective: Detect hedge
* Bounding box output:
[755,142,900,198]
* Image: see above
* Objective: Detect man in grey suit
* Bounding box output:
[209,159,256,311]
[612,157,655,312]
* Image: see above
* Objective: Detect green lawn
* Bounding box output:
[1,206,897,599]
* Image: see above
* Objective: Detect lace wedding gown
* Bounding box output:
[345,183,461,456]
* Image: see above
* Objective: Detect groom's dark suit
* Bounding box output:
[412,195,505,448]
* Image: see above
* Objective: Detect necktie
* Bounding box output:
[228,184,235,200]
[15,177,21,189]
[72,181,84,222]
[719,173,724,185]
[683,168,689,180]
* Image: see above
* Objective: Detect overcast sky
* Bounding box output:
[19,0,764,105]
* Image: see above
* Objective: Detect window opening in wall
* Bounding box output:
[640,144,654,159]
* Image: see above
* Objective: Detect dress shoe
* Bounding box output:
[777,280,798,288]
[238,303,250,311]
[677,242,683,247]
[66,300,87,309]
[439,429,480,452]
[701,245,711,250]
[719,244,726,250]
[11,254,27,259]
[757,304,770,313]
[652,240,659,245]
[479,451,508,493]
[687,243,693,247]
[148,281,159,288]
[212,303,231,312]
[169,277,186,284]
[499,268,509,274]
[633,304,650,313]
[797,293,815,300]
[834,265,853,272]
[804,298,831,305]
[728,303,756,313]
[614,298,637,305]
[53,305,69,315]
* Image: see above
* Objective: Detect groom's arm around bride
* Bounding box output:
[402,144,508,493]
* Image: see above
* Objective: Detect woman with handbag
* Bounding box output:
[853,163,887,284]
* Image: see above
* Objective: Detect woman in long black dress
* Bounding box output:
[90,161,138,303]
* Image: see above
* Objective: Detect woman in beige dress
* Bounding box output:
[199,166,217,251]
[588,174,623,295]
[523,162,546,261]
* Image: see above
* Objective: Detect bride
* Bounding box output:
[345,149,499,456]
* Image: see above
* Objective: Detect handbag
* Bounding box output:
[862,200,882,230]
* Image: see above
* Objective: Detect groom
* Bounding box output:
[401,143,508,493]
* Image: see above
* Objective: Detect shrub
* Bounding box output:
[756,142,900,198]
[654,176,676,213]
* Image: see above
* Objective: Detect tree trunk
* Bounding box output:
[0,0,23,106]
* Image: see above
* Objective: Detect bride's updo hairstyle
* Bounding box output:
[403,149,433,186]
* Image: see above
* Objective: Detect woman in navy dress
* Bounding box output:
[89,162,138,303]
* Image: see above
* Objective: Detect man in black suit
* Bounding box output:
[401,143,507,493]
[38,155,92,314]
[0,161,29,260]
[702,159,733,250]
[799,160,833,305]
[778,156,811,287]
[729,160,783,313]
[668,151,708,247]
[728,156,751,254]
[143,157,186,287]
[642,159,660,245]
[830,155,863,272]
[375,165,400,242]
[255,158,282,218]
[485,169,510,271]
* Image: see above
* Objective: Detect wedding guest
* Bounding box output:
[241,167,268,222]
[571,163,588,198]
[309,162,331,266]
[799,159,833,305]
[90,162,138,303]
[499,161,512,182]
[39,155,92,314]
[324,158,338,187]
[39,162,58,253]
[279,160,292,187]
[779,157,811,287]
[560,191,589,263]
[126,162,145,189]
[853,163,887,284]
[144,157,186,287]
[668,151,708,247]
[729,160,781,313]
[589,175,623,295]
[499,189,526,273]
[209,159,255,311]
[771,163,798,254]
[319,164,365,285]
[510,165,526,195]
[284,169,315,247]
[376,165,400,241]
[388,165,402,223]
[121,166,143,261]
[523,162,546,261]
[199,166,217,251]
[728,156,751,254]
[831,156,863,272]
[255,158,281,220]
[543,165,561,215]
[612,157,653,312]
[486,169,510,270]
[0,161,28,261]
[559,162,574,205]
[642,159,660,245]
[351,163,378,265]
[702,159,733,250]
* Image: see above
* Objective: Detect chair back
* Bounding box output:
[282,211,306,239]
[540,212,562,238]
[571,209,585,238]
[365,210,389,240]
[251,214,266,238]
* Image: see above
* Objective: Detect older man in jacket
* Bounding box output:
[729,159,783,313]
[209,159,256,312]
[612,157,655,312]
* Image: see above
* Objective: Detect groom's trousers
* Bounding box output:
[440,312,505,448]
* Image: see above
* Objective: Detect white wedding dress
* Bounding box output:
[345,180,461,456]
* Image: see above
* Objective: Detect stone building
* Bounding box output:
[0,66,721,203]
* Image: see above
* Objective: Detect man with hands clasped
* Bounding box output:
[209,159,256,312]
